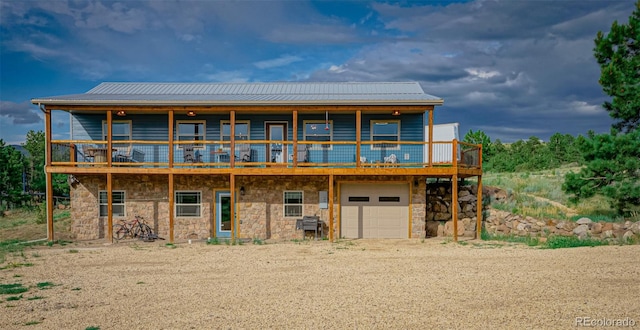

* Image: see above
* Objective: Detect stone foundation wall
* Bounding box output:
[70,174,428,241]
[425,182,488,238]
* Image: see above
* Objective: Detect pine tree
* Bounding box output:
[594,1,640,132]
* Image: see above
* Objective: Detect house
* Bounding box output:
[31,82,482,242]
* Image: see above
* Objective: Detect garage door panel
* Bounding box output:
[341,184,409,239]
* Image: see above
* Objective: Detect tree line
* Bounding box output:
[0,130,69,210]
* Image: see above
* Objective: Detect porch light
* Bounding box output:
[392,110,401,116]
[116,110,126,117]
[187,111,196,117]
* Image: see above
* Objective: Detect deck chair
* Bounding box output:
[384,153,398,164]
[237,144,252,162]
[297,144,309,162]
[113,145,132,163]
[82,145,95,162]
[183,145,202,163]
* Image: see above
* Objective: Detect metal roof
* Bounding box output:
[32,82,443,106]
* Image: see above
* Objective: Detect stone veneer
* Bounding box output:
[71,174,428,240]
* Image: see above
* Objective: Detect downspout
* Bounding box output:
[39,103,51,241]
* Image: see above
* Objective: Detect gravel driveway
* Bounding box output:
[1,239,638,329]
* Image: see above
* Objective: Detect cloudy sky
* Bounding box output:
[0,0,635,144]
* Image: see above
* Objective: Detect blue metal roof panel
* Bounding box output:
[34,82,443,106]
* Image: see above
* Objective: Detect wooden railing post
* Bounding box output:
[293,110,298,167]
[356,110,361,167]
[452,139,458,168]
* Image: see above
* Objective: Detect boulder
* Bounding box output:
[622,230,635,241]
[573,224,589,236]
[444,220,465,236]
[601,230,614,239]
[591,222,603,235]
[632,222,640,235]
[576,217,593,225]
[516,223,530,231]
[426,221,439,237]
[602,223,614,232]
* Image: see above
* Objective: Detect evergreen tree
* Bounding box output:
[22,130,46,193]
[594,1,640,132]
[0,140,28,209]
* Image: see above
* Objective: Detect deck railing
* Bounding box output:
[50,139,481,170]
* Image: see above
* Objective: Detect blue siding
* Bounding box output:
[70,111,425,164]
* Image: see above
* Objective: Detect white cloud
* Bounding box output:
[254,55,303,69]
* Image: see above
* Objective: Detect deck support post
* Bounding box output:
[476,175,483,239]
[328,174,334,242]
[230,174,236,241]
[452,174,459,242]
[169,173,174,243]
[44,109,54,241]
[107,173,113,241]
[293,110,298,167]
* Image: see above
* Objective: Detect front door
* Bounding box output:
[266,123,287,163]
[216,191,232,238]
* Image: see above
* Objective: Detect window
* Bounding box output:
[102,120,132,141]
[177,120,206,149]
[348,196,370,202]
[371,120,400,150]
[379,196,401,202]
[303,120,332,150]
[99,191,125,217]
[175,191,201,217]
[221,121,250,141]
[283,191,303,217]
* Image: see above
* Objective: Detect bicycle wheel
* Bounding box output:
[113,224,127,240]
[138,224,154,241]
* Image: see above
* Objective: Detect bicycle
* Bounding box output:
[113,215,153,241]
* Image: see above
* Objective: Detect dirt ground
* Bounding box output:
[1,238,639,329]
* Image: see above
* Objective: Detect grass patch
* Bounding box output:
[481,228,540,246]
[0,262,34,270]
[6,294,23,301]
[36,282,55,290]
[252,238,264,245]
[68,249,79,254]
[164,243,176,249]
[27,296,44,300]
[0,283,29,295]
[206,237,220,245]
[85,326,100,330]
[545,236,609,249]
[24,321,41,326]
[71,287,81,291]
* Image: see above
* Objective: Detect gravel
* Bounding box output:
[1,239,638,329]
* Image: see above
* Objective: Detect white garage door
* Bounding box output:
[341,183,409,238]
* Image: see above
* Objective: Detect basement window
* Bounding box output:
[99,191,125,217]
[175,191,201,217]
[284,191,303,217]
[379,196,401,202]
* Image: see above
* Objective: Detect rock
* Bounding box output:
[444,220,465,236]
[631,222,640,235]
[624,221,633,229]
[622,230,635,241]
[602,230,614,239]
[573,224,589,236]
[602,223,614,232]
[577,231,589,240]
[426,221,439,237]
[516,223,530,231]
[538,237,548,244]
[613,229,626,238]
[459,194,476,202]
[57,204,66,210]
[591,222,603,235]
[458,190,470,197]
[576,217,593,225]
[437,223,445,237]
[497,224,509,234]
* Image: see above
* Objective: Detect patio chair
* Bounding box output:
[237,144,252,162]
[82,145,95,162]
[297,144,309,162]
[383,153,398,164]
[183,145,202,163]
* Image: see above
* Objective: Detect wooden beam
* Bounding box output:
[168,173,174,243]
[107,111,112,167]
[328,174,334,242]
[356,110,361,167]
[293,110,298,168]
[168,110,174,168]
[452,139,458,169]
[107,173,113,241]
[428,110,433,167]
[476,175,483,239]
[47,104,434,113]
[230,174,236,240]
[230,111,235,169]
[452,174,458,242]
[45,110,54,241]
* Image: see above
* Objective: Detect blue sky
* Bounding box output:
[0,0,635,144]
